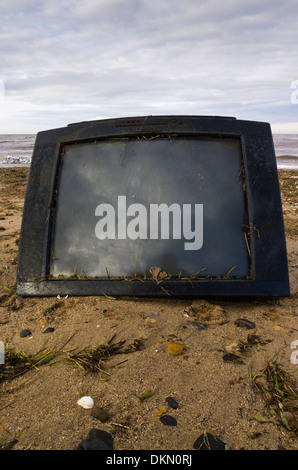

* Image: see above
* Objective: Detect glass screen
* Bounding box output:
[49,135,250,279]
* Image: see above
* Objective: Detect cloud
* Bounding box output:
[0,0,297,133]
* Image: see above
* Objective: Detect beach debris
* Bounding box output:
[238,334,269,352]
[0,347,56,382]
[225,334,270,357]
[149,266,170,284]
[252,414,275,424]
[77,396,94,409]
[193,431,227,450]
[166,396,179,409]
[235,318,256,329]
[167,341,185,356]
[157,407,167,416]
[184,301,226,324]
[0,336,141,383]
[42,327,55,334]
[60,337,142,375]
[91,406,110,422]
[57,294,68,300]
[252,360,298,431]
[145,312,159,323]
[188,320,207,331]
[75,428,113,450]
[103,293,117,300]
[19,329,32,338]
[139,390,154,400]
[0,435,18,450]
[222,353,244,364]
[159,415,177,426]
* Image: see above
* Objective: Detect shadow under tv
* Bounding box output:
[15,115,290,298]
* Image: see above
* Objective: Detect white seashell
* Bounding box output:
[77,396,94,409]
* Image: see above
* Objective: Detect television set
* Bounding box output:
[15,115,290,298]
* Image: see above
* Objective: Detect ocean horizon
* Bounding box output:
[0,133,298,169]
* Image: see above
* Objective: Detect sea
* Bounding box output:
[0,134,298,169]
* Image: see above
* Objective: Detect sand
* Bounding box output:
[0,167,297,451]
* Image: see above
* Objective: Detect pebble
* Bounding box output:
[75,428,114,450]
[193,432,226,450]
[91,406,110,422]
[20,329,32,337]
[167,341,185,355]
[222,353,244,364]
[159,415,177,426]
[145,312,159,319]
[166,396,179,409]
[188,320,207,331]
[235,318,256,329]
[157,407,167,416]
[43,327,55,334]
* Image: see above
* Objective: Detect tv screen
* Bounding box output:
[16,115,289,298]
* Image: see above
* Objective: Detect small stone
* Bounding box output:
[188,320,207,331]
[166,396,179,409]
[222,353,244,364]
[139,390,154,400]
[146,312,159,319]
[235,318,256,329]
[157,407,167,416]
[193,432,226,450]
[75,428,113,450]
[43,327,55,334]
[91,406,110,422]
[167,342,185,355]
[20,329,32,337]
[159,415,177,426]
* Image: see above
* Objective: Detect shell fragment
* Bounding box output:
[77,396,94,409]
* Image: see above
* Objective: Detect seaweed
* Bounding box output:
[0,348,56,382]
[53,335,142,376]
[0,336,142,383]
[253,360,298,431]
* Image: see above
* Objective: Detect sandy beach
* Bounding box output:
[0,166,297,451]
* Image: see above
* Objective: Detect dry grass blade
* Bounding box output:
[61,338,142,375]
[253,360,298,431]
[238,334,269,353]
[0,337,142,383]
[0,347,57,382]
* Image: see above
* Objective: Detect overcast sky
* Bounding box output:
[0,0,297,134]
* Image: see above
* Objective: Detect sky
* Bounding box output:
[0,0,297,134]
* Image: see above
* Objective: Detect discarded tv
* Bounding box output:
[16,115,290,298]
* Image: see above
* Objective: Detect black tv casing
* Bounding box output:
[15,115,290,298]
